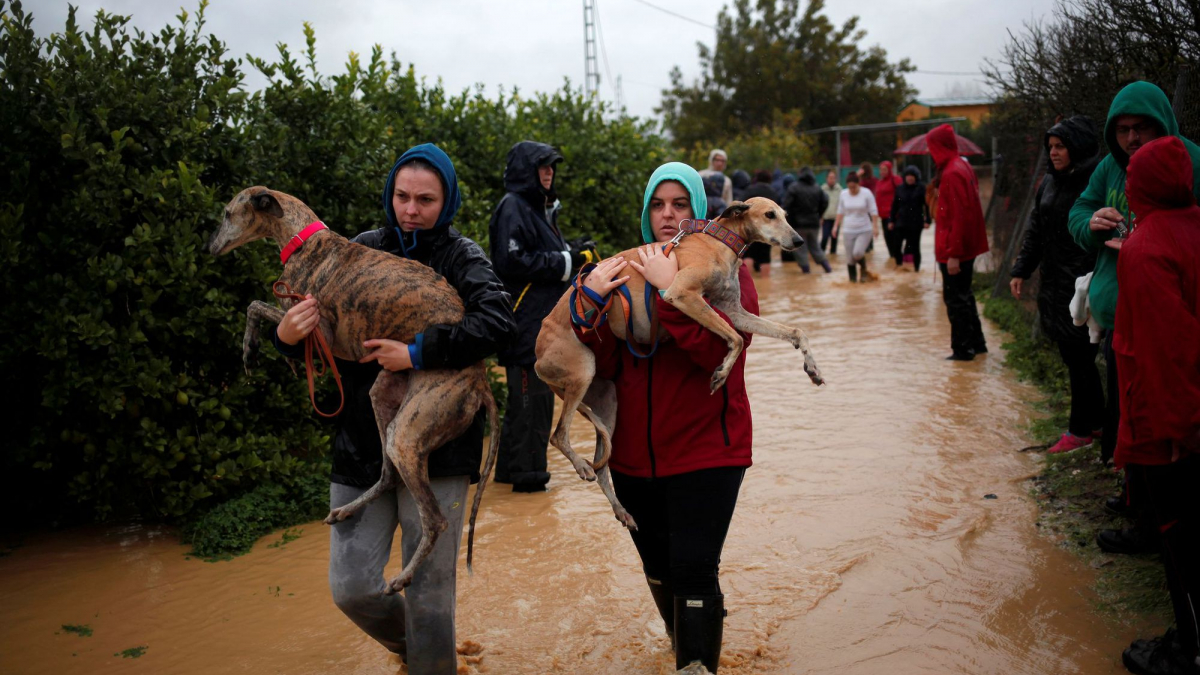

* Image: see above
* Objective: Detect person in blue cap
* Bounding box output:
[272,143,514,674]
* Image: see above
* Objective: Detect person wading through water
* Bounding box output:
[831,172,880,282]
[273,144,514,674]
[574,162,758,673]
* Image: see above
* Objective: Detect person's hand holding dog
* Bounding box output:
[629,243,678,290]
[360,339,413,371]
[277,294,320,345]
[583,256,631,298]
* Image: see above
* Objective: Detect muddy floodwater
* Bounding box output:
[1,242,1135,674]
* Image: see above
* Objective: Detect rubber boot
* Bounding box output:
[858,259,873,282]
[675,595,724,673]
[645,575,675,650]
[847,264,858,282]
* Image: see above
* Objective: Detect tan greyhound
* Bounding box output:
[534,198,825,529]
[208,186,499,593]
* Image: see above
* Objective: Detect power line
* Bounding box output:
[594,0,619,100]
[630,0,716,30]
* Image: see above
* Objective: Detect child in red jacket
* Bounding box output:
[1113,135,1200,675]
[575,162,758,673]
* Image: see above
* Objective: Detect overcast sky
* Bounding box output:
[26,0,1058,123]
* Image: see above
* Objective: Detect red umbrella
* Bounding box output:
[894,131,985,156]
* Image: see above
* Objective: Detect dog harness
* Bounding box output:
[275,224,344,418]
[279,221,328,265]
[569,217,749,359]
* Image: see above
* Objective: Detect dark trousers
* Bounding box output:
[495,365,554,487]
[747,242,771,271]
[1056,340,1105,438]
[882,218,903,264]
[1127,455,1200,659]
[612,466,745,597]
[1101,332,1120,464]
[899,226,924,271]
[820,219,838,254]
[938,258,986,355]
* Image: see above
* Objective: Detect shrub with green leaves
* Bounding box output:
[0,0,668,530]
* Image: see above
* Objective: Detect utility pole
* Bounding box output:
[615,75,625,114]
[583,0,600,98]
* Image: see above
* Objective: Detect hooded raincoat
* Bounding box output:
[891,166,930,231]
[1113,136,1200,467]
[1011,116,1102,344]
[874,161,902,219]
[576,163,759,478]
[782,168,828,231]
[929,124,989,263]
[1068,81,1200,330]
[731,170,751,202]
[277,144,515,487]
[489,141,568,367]
[698,150,734,205]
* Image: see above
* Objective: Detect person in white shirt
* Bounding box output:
[831,172,881,282]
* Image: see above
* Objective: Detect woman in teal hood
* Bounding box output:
[574,162,761,673]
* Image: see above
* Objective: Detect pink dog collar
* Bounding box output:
[280,221,327,265]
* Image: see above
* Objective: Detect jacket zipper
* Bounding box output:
[720,387,731,446]
[645,355,657,477]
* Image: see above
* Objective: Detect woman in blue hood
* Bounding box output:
[272,143,515,674]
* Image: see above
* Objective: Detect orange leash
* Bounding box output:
[272,281,345,418]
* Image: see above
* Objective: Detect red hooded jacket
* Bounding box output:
[929,124,990,262]
[1113,136,1200,467]
[572,265,758,478]
[874,161,902,219]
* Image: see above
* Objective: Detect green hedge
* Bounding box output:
[0,0,668,525]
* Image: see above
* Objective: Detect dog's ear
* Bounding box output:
[719,203,751,220]
[251,191,284,219]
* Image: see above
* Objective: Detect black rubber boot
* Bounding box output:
[847,264,858,282]
[858,259,868,282]
[675,594,724,673]
[645,575,675,650]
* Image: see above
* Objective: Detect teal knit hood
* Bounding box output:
[640,162,708,244]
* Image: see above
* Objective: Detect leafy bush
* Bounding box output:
[181,469,328,559]
[0,0,668,528]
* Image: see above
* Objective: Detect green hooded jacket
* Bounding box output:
[640,162,708,244]
[1067,81,1200,329]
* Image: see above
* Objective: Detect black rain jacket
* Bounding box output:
[892,166,932,231]
[275,224,515,488]
[782,168,828,230]
[1011,115,1102,344]
[488,141,569,367]
[731,170,751,202]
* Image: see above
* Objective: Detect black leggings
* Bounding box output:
[612,466,745,596]
[1055,340,1105,438]
[899,226,924,271]
[1127,456,1200,659]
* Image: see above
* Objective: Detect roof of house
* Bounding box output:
[906,97,996,108]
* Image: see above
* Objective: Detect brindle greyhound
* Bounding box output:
[208,186,500,594]
[534,198,825,530]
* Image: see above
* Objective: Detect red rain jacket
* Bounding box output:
[573,265,758,478]
[929,124,990,262]
[874,161,902,219]
[1113,136,1200,467]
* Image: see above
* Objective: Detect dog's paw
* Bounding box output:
[575,461,597,482]
[386,573,413,595]
[710,368,729,392]
[324,507,355,524]
[616,511,639,531]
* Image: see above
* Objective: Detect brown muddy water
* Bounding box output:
[1,242,1133,674]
